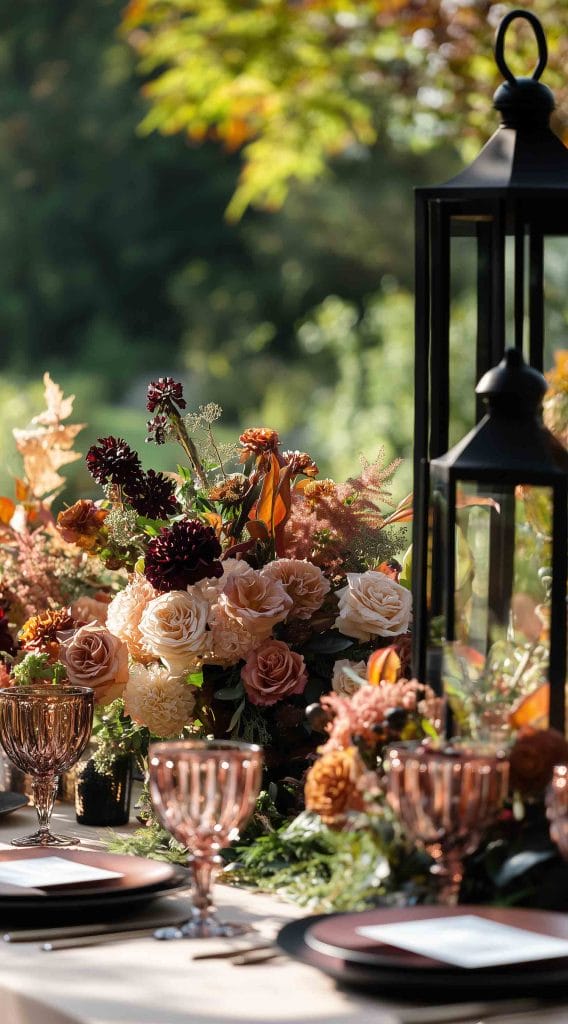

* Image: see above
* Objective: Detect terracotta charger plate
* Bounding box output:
[0,849,188,925]
[277,906,568,1000]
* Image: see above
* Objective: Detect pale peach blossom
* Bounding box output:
[241,638,307,707]
[139,589,209,675]
[331,659,367,698]
[124,663,196,737]
[262,559,330,620]
[218,566,292,639]
[106,575,157,662]
[70,594,110,627]
[59,623,129,703]
[335,571,412,641]
[205,604,256,667]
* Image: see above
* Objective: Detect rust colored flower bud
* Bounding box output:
[57,500,108,551]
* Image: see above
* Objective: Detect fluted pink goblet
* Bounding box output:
[149,739,264,939]
[386,742,510,904]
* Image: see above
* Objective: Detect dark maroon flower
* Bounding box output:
[86,436,143,492]
[146,414,169,445]
[130,470,180,521]
[147,377,186,415]
[144,518,223,592]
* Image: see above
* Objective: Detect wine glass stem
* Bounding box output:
[32,775,58,838]
[189,855,218,925]
[431,849,464,905]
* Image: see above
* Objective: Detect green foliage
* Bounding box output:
[12,653,67,686]
[91,699,150,775]
[123,1,568,216]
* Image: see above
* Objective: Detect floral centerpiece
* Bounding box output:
[0,373,414,814]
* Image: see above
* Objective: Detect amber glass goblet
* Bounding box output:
[149,740,264,939]
[386,741,509,904]
[0,686,94,847]
[546,765,568,859]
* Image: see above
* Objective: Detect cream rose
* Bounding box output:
[106,575,157,662]
[335,571,412,641]
[218,566,292,639]
[59,623,129,703]
[139,589,209,675]
[241,638,308,707]
[331,659,367,698]
[124,663,196,737]
[262,559,330,620]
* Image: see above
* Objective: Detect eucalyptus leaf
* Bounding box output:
[216,682,245,701]
[187,670,204,689]
[303,633,354,655]
[493,848,556,888]
[228,698,246,733]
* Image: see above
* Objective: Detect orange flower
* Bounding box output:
[57,500,108,551]
[19,608,76,660]
[281,451,319,478]
[305,746,366,826]
[546,350,568,394]
[239,427,280,462]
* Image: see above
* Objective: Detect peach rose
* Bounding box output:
[139,589,209,675]
[106,576,157,662]
[59,623,129,703]
[70,594,110,627]
[218,566,292,639]
[124,663,196,737]
[205,604,256,668]
[241,638,307,706]
[262,559,330,620]
[335,571,412,641]
[331,659,367,698]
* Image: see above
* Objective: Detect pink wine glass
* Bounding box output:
[149,739,264,939]
[386,741,509,903]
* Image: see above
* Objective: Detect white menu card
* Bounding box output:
[0,856,123,888]
[356,914,568,969]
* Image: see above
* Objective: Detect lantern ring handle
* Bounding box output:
[495,10,548,84]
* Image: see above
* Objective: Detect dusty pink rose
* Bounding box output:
[106,575,157,662]
[219,566,292,639]
[59,623,129,703]
[241,638,308,707]
[262,559,330,620]
[70,594,110,627]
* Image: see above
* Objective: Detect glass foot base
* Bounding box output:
[154,915,252,940]
[11,831,80,848]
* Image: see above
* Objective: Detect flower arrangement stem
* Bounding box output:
[170,411,209,490]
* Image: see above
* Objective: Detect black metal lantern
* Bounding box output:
[421,347,568,731]
[413,9,568,703]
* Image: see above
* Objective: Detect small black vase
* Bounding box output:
[75,755,132,826]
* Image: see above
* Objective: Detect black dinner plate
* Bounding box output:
[0,793,28,818]
[277,911,568,1001]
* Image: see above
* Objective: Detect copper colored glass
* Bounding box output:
[386,742,509,904]
[149,739,264,939]
[0,686,94,847]
[546,765,568,860]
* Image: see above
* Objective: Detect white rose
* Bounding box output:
[139,589,209,675]
[334,571,412,641]
[331,659,367,698]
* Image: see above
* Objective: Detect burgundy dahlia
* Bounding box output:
[86,436,143,491]
[146,414,169,445]
[130,470,180,521]
[147,377,186,414]
[144,518,223,592]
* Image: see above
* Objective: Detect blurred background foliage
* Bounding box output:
[0,1,567,507]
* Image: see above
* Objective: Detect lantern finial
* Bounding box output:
[493,10,554,127]
[476,348,547,413]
